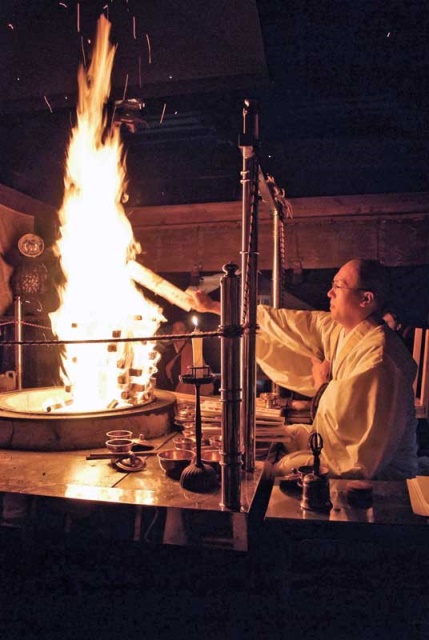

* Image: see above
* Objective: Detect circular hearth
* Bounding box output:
[0,387,176,451]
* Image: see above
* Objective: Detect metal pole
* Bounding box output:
[14,296,23,389]
[272,205,281,309]
[239,99,259,472]
[220,263,242,510]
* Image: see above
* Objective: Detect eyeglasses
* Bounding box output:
[330,280,367,292]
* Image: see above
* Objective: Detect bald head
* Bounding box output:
[328,259,390,332]
[348,259,390,312]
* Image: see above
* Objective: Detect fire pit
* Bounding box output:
[0,19,186,453]
[0,387,176,451]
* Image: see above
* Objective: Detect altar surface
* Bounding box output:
[0,432,268,551]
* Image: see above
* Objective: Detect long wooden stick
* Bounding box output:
[86,451,156,460]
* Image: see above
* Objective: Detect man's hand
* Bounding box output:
[311,357,331,388]
[188,290,221,315]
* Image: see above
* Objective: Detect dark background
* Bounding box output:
[1,0,428,208]
[0,0,428,349]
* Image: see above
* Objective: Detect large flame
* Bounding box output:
[49,16,164,412]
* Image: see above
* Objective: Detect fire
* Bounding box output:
[49,15,165,412]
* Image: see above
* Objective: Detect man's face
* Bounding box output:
[327,261,366,330]
[172,321,187,335]
[172,321,188,350]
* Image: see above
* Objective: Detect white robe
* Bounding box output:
[256,306,418,479]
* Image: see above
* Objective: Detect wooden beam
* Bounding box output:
[128,192,429,271]
[2,184,428,271]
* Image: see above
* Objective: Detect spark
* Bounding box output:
[80,35,86,67]
[160,103,167,124]
[43,96,53,113]
[59,2,68,8]
[386,31,391,38]
[8,23,14,29]
[122,73,129,101]
[77,2,80,32]
[145,33,152,64]
[132,16,136,40]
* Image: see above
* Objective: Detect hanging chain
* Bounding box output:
[279,221,288,308]
[265,174,293,308]
[241,160,259,325]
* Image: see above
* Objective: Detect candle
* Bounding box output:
[192,316,204,371]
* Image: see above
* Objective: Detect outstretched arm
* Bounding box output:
[188,290,221,315]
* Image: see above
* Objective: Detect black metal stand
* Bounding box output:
[179,367,219,493]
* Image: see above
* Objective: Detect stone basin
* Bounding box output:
[0,387,176,451]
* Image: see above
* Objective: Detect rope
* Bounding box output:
[0,329,224,347]
[0,319,52,331]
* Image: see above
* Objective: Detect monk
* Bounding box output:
[190,259,418,480]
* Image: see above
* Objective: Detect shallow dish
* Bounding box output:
[157,449,193,478]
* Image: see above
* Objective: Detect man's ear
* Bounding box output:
[360,291,375,307]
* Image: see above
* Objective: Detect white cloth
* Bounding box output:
[256,306,418,480]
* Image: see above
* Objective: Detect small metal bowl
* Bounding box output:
[182,427,195,436]
[201,449,222,476]
[105,438,133,454]
[178,420,196,430]
[106,430,132,440]
[173,435,195,450]
[176,405,195,420]
[157,449,193,478]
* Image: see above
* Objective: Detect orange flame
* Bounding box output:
[49,16,164,412]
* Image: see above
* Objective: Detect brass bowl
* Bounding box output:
[105,438,133,454]
[106,429,132,440]
[157,449,193,478]
[200,449,222,476]
[173,435,195,450]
